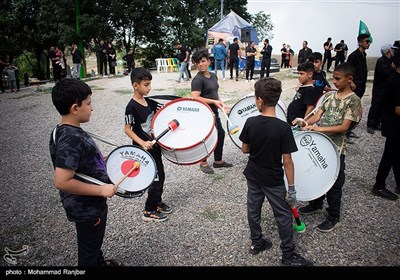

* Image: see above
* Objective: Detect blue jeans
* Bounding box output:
[178,61,189,82]
[214,59,225,78]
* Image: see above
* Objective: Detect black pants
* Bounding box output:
[100,59,107,75]
[145,145,165,211]
[260,58,271,78]
[367,91,382,129]
[322,52,332,72]
[229,57,239,78]
[309,154,345,218]
[354,83,366,99]
[200,115,225,164]
[247,180,295,258]
[246,60,255,80]
[108,61,115,75]
[374,137,400,189]
[75,208,107,266]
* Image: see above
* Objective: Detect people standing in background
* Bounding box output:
[370,50,400,201]
[4,64,18,93]
[11,57,20,91]
[245,41,257,82]
[186,47,192,79]
[98,40,108,77]
[260,39,272,78]
[107,43,117,76]
[174,42,190,83]
[0,56,7,93]
[287,45,294,68]
[213,38,227,80]
[122,50,135,73]
[334,40,348,67]
[322,37,333,72]
[298,41,312,65]
[280,43,287,68]
[366,43,396,134]
[228,37,240,81]
[71,43,82,80]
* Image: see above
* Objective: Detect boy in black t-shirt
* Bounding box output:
[239,77,313,266]
[308,52,332,98]
[286,60,320,125]
[124,67,171,222]
[49,78,122,266]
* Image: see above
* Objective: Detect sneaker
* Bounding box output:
[157,202,172,214]
[175,80,181,83]
[316,215,341,232]
[212,161,233,168]
[282,252,314,266]
[142,210,168,222]
[200,163,214,174]
[298,205,324,215]
[249,238,272,255]
[371,187,398,201]
[230,77,233,80]
[347,131,359,138]
[222,78,226,81]
[367,127,375,134]
[235,77,238,81]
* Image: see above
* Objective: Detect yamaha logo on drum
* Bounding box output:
[176,106,200,112]
[300,135,328,169]
[119,150,150,166]
[237,103,257,115]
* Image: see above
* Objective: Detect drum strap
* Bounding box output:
[51,126,126,193]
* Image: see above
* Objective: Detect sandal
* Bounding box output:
[103,259,124,267]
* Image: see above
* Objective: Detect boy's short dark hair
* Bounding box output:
[218,38,224,43]
[130,67,152,84]
[357,34,370,42]
[233,37,238,42]
[308,52,322,62]
[297,60,314,72]
[334,62,355,77]
[254,77,282,107]
[191,48,209,64]
[52,78,92,116]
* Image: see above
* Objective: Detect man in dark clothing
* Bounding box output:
[334,40,348,67]
[366,43,396,134]
[122,50,135,73]
[298,41,312,64]
[322,37,333,72]
[98,40,108,76]
[260,39,273,78]
[0,56,8,93]
[245,41,257,81]
[347,34,370,99]
[228,37,240,81]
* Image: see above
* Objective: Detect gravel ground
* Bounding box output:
[0,70,399,270]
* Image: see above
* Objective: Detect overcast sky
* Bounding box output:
[246,0,400,57]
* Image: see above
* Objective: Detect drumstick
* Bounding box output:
[219,108,239,135]
[151,119,180,144]
[115,161,140,187]
[291,206,306,233]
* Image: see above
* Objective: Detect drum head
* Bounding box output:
[151,98,217,165]
[106,145,156,196]
[285,131,340,201]
[228,94,287,148]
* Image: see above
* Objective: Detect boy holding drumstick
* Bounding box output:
[294,62,361,232]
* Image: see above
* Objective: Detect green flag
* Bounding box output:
[359,20,373,43]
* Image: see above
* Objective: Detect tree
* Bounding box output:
[250,11,274,43]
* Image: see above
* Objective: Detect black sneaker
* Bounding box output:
[157,202,172,214]
[317,215,340,232]
[249,238,272,255]
[200,164,214,174]
[367,127,375,134]
[142,210,168,222]
[371,187,398,201]
[212,161,233,168]
[298,205,324,215]
[282,252,314,266]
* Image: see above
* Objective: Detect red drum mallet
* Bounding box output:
[151,119,180,144]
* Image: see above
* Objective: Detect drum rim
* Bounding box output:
[291,131,341,201]
[151,97,216,150]
[106,144,157,193]
[228,95,287,149]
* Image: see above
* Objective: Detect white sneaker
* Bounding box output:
[222,78,226,81]
[246,80,250,83]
